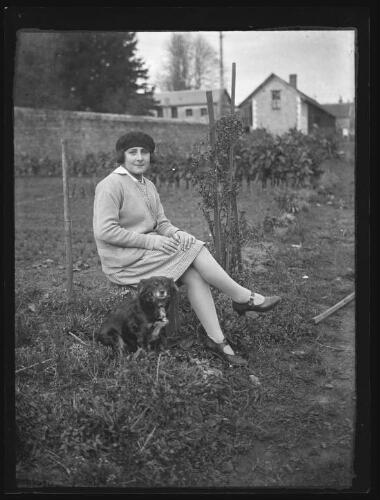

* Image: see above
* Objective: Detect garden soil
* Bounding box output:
[229,161,357,489]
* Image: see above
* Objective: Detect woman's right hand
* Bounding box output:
[153,235,180,255]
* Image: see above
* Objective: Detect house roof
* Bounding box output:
[153,88,230,107]
[320,103,353,119]
[238,73,336,118]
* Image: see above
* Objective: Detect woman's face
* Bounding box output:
[123,147,151,179]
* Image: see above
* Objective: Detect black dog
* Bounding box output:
[96,276,178,356]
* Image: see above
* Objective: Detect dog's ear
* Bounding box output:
[169,278,179,294]
[137,279,149,294]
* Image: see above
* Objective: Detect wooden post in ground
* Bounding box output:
[61,139,75,300]
[226,62,242,274]
[206,90,222,265]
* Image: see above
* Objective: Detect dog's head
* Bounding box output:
[137,276,178,310]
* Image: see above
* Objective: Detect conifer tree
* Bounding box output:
[14,31,157,115]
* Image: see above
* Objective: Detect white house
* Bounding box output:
[238,74,336,135]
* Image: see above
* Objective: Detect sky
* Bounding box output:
[135,30,356,105]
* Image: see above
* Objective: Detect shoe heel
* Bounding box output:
[232,303,246,316]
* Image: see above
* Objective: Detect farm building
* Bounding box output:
[152,88,231,122]
[238,73,336,135]
[321,98,355,139]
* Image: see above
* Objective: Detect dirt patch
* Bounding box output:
[227,159,356,489]
[242,242,276,273]
[228,301,356,488]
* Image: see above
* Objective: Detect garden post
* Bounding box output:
[206,90,222,265]
[226,62,242,273]
[61,139,75,300]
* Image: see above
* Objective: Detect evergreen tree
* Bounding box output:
[14,31,64,109]
[14,31,157,115]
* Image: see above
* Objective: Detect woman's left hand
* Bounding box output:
[173,231,196,251]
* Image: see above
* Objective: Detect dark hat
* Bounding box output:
[115,131,155,154]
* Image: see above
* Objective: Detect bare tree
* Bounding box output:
[161,33,192,91]
[192,34,219,88]
[159,32,219,91]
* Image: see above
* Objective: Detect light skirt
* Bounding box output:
[106,239,205,286]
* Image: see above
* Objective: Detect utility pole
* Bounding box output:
[219,31,224,118]
[219,31,224,89]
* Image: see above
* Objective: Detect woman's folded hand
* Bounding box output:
[153,235,180,254]
[173,231,196,251]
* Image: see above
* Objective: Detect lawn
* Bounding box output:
[13,143,357,490]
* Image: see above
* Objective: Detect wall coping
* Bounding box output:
[14,107,209,127]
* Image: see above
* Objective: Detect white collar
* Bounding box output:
[114,165,145,183]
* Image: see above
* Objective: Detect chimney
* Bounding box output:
[289,74,297,89]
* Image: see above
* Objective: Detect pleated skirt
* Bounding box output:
[106,239,205,286]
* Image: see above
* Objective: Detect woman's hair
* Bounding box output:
[115,131,156,164]
[116,149,125,164]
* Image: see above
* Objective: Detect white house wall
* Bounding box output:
[253,77,299,135]
[252,99,257,130]
[301,100,308,134]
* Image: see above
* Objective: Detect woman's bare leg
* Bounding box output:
[180,266,235,355]
[192,247,264,305]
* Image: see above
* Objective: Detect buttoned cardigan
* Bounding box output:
[93,168,180,274]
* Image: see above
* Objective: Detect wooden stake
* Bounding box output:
[230,63,242,272]
[312,292,355,324]
[206,91,222,265]
[61,139,75,300]
[226,63,236,274]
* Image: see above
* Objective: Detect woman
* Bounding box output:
[93,131,281,366]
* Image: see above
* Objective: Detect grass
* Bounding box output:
[13,146,356,489]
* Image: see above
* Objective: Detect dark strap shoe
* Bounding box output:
[232,295,281,316]
[205,337,248,367]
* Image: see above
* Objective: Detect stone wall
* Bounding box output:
[14,107,209,161]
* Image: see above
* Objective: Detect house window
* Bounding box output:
[200,108,208,116]
[157,108,163,118]
[271,90,281,109]
[185,108,193,117]
[171,107,178,118]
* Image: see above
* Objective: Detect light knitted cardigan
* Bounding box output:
[93,167,180,274]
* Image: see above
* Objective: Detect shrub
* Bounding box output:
[15,126,339,193]
[188,115,250,277]
[316,171,340,194]
[235,127,340,188]
[150,142,188,187]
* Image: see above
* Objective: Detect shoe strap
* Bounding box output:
[208,337,229,347]
[219,337,230,347]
